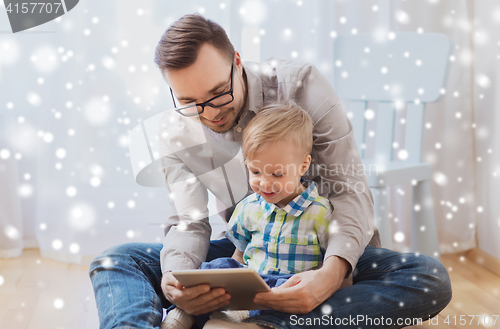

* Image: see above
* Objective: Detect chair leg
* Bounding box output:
[411,180,441,261]
[371,187,393,250]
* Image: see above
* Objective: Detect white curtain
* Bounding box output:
[254,0,482,255]
[1,0,498,264]
[472,1,500,259]
[0,0,226,264]
[0,142,23,257]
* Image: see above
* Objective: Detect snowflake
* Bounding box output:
[52,239,63,250]
[53,298,65,309]
[394,232,405,243]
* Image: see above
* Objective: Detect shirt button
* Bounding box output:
[236,127,242,133]
[300,238,305,243]
[272,238,276,243]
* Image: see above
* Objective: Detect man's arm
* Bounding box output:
[159,149,212,273]
[295,63,376,275]
[254,61,374,312]
[158,113,232,314]
[157,109,236,272]
[254,255,349,313]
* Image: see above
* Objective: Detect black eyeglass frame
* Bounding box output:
[170,60,235,117]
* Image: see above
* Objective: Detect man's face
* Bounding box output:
[164,43,246,133]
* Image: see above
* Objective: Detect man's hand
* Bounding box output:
[253,256,350,314]
[161,272,231,315]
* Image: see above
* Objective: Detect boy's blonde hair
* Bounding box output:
[243,102,313,159]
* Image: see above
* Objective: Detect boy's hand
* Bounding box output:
[161,272,231,315]
[253,256,349,314]
[231,249,245,264]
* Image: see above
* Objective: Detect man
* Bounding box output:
[90,14,452,329]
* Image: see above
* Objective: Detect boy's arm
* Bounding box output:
[225,198,253,252]
[314,200,333,254]
[231,249,245,264]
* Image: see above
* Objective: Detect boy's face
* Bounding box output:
[246,141,311,208]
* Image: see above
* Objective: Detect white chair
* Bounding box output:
[333,32,452,260]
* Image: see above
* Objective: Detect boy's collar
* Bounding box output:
[258,181,318,218]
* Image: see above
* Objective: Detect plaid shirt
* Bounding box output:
[226,182,333,275]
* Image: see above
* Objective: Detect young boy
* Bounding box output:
[164,102,337,329]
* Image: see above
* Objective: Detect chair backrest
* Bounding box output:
[333,32,452,163]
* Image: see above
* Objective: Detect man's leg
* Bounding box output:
[89,239,236,329]
[245,246,452,329]
[89,243,165,329]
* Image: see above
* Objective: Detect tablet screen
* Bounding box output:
[172,268,271,310]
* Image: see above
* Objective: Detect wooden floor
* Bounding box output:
[0,249,98,329]
[0,250,499,328]
[409,253,500,329]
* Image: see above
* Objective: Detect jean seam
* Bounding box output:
[245,292,451,329]
[354,269,398,276]
[351,294,452,323]
[354,265,444,279]
[106,268,119,328]
[135,259,160,267]
[386,294,452,314]
[150,280,162,326]
[135,261,165,326]
[146,263,160,266]
[245,318,284,329]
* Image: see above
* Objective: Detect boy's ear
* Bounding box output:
[300,155,312,175]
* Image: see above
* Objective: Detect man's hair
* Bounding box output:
[243,102,314,160]
[154,14,234,72]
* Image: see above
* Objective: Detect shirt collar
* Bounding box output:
[241,62,264,115]
[257,181,319,218]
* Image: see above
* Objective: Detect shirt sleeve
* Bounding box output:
[293,63,376,276]
[225,200,252,252]
[158,120,211,274]
[313,199,333,254]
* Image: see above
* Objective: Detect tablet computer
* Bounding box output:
[172,268,271,310]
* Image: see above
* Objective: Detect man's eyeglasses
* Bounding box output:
[170,60,235,117]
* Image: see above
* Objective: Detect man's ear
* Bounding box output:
[300,155,312,176]
[234,51,243,75]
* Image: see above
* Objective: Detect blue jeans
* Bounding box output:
[89,239,451,329]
